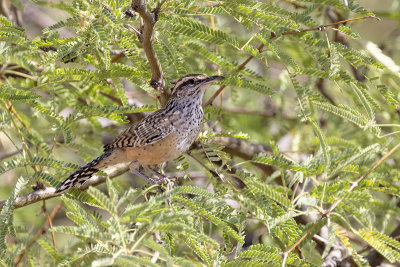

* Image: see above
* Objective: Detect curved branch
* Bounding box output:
[131,0,169,106]
[217,136,274,176]
[0,163,129,210]
[205,43,264,106]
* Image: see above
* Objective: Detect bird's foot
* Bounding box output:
[143,166,167,184]
[129,161,161,185]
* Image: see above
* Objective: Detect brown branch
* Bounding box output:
[0,0,22,26]
[99,91,123,106]
[328,143,400,213]
[326,7,367,83]
[0,163,129,210]
[0,149,21,161]
[278,14,380,37]
[190,135,273,177]
[14,201,63,266]
[205,43,265,106]
[282,142,400,257]
[131,0,169,106]
[315,78,336,105]
[282,0,306,9]
[42,201,57,251]
[186,151,224,182]
[210,132,275,177]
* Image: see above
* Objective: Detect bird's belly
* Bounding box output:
[124,131,193,166]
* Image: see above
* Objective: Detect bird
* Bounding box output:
[55,74,224,194]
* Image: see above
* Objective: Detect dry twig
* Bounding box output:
[14,202,63,266]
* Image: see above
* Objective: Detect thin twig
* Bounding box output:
[278,15,380,37]
[207,1,220,75]
[43,200,57,250]
[282,0,306,9]
[186,152,224,182]
[151,232,163,263]
[124,23,141,36]
[0,149,21,161]
[205,43,265,106]
[4,101,38,173]
[0,163,130,210]
[14,201,63,266]
[3,70,37,81]
[315,78,336,105]
[328,142,400,213]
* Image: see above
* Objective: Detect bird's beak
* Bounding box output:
[203,75,225,84]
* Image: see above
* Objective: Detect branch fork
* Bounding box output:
[131,0,169,106]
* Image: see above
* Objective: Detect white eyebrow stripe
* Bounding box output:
[174,78,188,89]
[171,74,206,94]
[172,77,192,93]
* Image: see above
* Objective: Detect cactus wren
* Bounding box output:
[55,74,224,193]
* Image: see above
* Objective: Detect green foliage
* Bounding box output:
[1,0,399,266]
[0,177,27,260]
[358,229,400,263]
[49,180,243,265]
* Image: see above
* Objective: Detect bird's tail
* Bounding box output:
[55,150,113,194]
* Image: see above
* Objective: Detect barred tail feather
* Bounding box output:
[55,151,112,194]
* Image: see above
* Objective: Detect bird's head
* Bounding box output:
[170,74,224,98]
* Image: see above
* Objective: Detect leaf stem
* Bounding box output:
[3,70,37,81]
[14,201,63,266]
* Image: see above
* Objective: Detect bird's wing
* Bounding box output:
[103,109,179,151]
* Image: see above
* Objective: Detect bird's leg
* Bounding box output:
[132,168,159,185]
[143,166,166,184]
[129,161,160,185]
[145,166,177,189]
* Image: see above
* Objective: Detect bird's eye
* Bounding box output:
[188,79,195,85]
